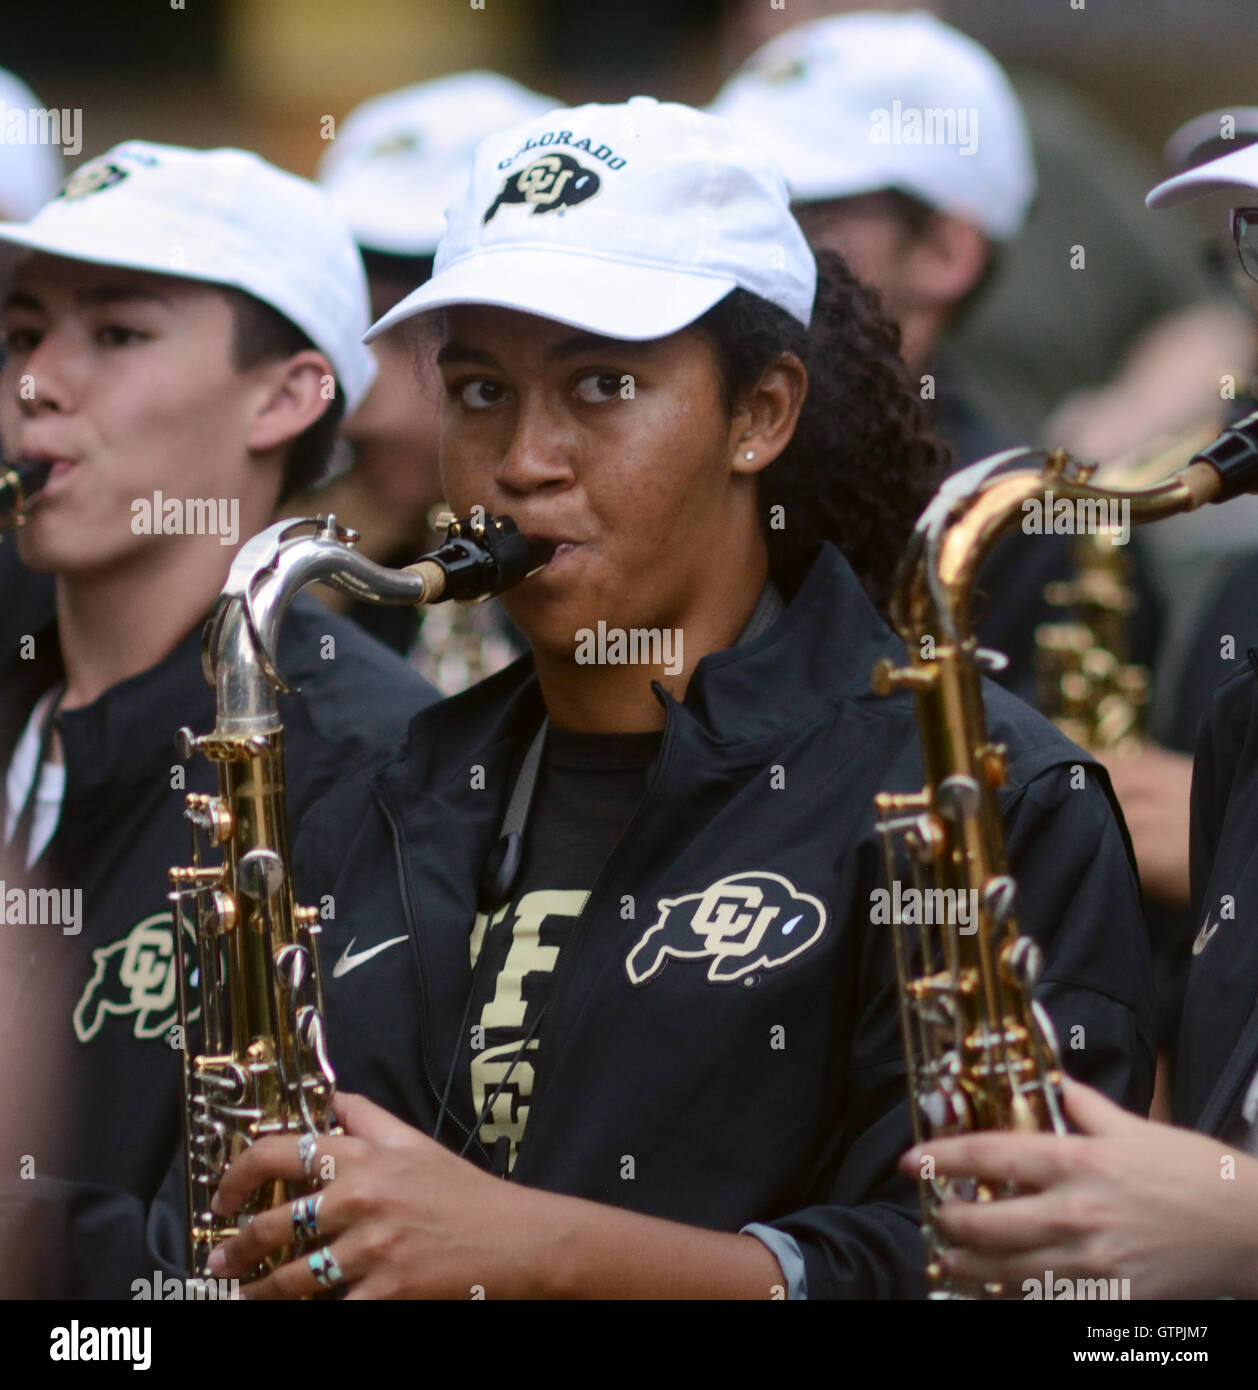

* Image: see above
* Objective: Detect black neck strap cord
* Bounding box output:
[436,581,787,1170]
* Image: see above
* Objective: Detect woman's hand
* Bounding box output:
[205,1092,557,1299]
[899,1078,1258,1299]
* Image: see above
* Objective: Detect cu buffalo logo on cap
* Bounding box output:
[483,154,600,224]
[626,871,827,986]
[58,160,129,201]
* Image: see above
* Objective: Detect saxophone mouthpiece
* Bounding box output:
[405,514,549,603]
[0,457,54,531]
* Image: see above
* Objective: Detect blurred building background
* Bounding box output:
[4,0,1254,191]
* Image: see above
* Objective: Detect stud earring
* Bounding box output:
[744,450,755,461]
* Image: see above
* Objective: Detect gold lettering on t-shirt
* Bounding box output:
[469,889,587,1168]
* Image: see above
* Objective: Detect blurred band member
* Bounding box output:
[710,11,1158,708]
[895,136,1258,1303]
[0,143,434,1296]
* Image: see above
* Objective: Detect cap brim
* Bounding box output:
[365,247,737,342]
[0,220,186,280]
[1147,142,1258,209]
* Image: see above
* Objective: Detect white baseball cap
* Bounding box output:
[1162,108,1258,174]
[710,11,1036,242]
[0,140,376,410]
[318,71,557,257]
[1147,140,1258,209]
[0,67,63,220]
[366,95,816,343]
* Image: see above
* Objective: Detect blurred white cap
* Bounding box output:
[318,71,557,257]
[711,10,1036,241]
[0,67,63,219]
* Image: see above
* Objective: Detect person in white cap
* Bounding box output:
[204,98,1150,1301]
[307,72,553,685]
[710,11,1154,715]
[0,141,436,1296]
[712,10,1035,388]
[875,141,1258,1302]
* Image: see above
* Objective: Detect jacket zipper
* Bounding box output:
[510,699,678,1168]
[376,788,489,1164]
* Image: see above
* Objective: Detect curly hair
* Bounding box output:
[691,248,951,616]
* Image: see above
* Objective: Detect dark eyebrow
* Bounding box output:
[3,284,172,315]
[545,332,634,362]
[3,291,43,314]
[75,284,171,309]
[435,340,497,367]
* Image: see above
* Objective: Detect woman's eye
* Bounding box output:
[573,372,623,404]
[458,379,504,409]
[2,326,39,353]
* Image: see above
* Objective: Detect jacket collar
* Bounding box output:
[381,541,899,797]
[1,614,212,803]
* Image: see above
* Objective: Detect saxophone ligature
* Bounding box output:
[0,458,52,532]
[169,513,547,1282]
[872,410,1258,1298]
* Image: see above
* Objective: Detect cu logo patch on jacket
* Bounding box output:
[73,911,199,1043]
[626,871,828,985]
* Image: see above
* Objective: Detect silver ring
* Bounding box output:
[297,1133,318,1180]
[292,1193,322,1244]
[308,1245,344,1290]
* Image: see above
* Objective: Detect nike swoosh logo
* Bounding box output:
[332,935,409,978]
[1193,918,1219,956]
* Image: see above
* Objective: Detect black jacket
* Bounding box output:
[1178,656,1258,1132]
[289,543,1154,1299]
[0,593,436,1296]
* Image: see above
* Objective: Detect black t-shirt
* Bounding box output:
[459,725,661,1172]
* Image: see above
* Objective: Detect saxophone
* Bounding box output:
[169,512,544,1280]
[1034,394,1258,753]
[872,413,1258,1298]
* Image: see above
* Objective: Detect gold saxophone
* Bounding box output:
[872,414,1258,1298]
[1034,399,1257,753]
[169,512,545,1281]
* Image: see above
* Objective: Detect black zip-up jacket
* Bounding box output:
[1177,657,1258,1132]
[0,593,436,1297]
[285,543,1154,1300]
